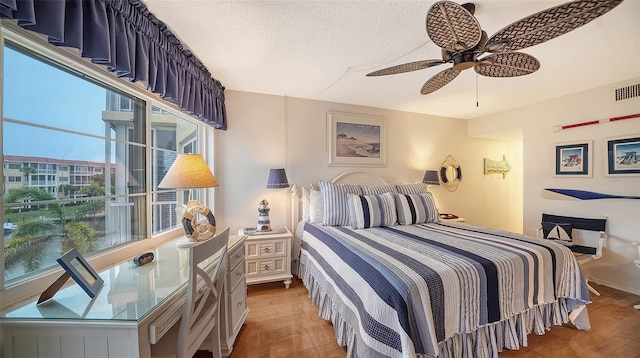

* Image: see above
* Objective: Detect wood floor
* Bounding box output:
[199,279,640,358]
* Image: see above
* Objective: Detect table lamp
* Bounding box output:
[158,154,219,247]
[423,169,442,217]
[422,170,440,186]
[266,168,290,189]
[257,169,290,232]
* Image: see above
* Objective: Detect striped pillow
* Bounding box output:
[396,183,428,195]
[319,181,362,226]
[347,192,397,229]
[394,192,439,225]
[362,184,398,195]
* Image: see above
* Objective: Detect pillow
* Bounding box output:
[309,188,324,224]
[319,181,362,226]
[302,186,311,222]
[396,183,428,195]
[541,222,573,246]
[347,192,397,229]
[362,184,398,195]
[394,192,439,225]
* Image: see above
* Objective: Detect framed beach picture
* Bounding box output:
[604,134,640,176]
[554,141,592,177]
[327,111,386,166]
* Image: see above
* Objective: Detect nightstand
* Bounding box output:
[241,228,293,289]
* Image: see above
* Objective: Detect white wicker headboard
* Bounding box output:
[290,171,388,228]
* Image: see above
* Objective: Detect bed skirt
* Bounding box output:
[298,260,590,358]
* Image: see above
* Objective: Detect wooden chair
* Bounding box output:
[152,227,230,358]
[537,213,607,296]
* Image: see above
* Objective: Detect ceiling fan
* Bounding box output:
[366,0,624,95]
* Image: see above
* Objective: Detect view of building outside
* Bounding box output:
[2,40,199,285]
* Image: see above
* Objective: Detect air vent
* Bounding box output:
[614,83,640,101]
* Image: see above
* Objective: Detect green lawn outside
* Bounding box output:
[4,204,89,224]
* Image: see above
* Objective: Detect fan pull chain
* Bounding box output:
[475,73,479,107]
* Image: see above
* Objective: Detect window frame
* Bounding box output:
[0,23,216,308]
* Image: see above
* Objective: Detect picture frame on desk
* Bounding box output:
[57,248,104,298]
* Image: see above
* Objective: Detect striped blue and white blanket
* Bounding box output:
[297,222,591,358]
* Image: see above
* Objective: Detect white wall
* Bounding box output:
[469,77,640,295]
[214,90,524,242]
[214,81,639,296]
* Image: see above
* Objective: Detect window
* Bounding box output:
[150,109,198,234]
[1,29,211,292]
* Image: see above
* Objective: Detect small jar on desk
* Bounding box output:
[238,227,293,289]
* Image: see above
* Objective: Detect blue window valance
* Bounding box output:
[1,0,227,129]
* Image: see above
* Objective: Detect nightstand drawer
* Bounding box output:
[246,239,287,259]
[246,257,287,276]
[229,257,246,290]
[228,244,245,270]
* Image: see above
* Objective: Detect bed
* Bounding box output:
[291,171,591,358]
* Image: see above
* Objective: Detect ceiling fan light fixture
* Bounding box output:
[452,52,476,71]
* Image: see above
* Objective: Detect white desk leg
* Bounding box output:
[634,245,640,309]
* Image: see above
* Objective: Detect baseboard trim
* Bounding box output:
[590,276,640,296]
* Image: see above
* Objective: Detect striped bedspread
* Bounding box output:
[297,222,591,358]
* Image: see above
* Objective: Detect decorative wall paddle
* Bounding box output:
[542,188,640,200]
[553,113,640,132]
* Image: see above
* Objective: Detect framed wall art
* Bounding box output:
[554,141,592,177]
[604,134,640,176]
[327,111,386,167]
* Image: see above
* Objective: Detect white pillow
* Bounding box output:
[302,186,311,222]
[309,188,324,224]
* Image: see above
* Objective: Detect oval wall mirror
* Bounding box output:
[440,155,462,192]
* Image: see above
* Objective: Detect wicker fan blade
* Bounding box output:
[421,68,461,95]
[461,3,475,15]
[475,52,540,77]
[426,1,482,52]
[366,60,446,76]
[486,0,624,53]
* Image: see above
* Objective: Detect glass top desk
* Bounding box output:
[1,234,246,358]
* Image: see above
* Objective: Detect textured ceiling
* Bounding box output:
[142,0,640,120]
